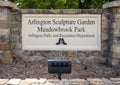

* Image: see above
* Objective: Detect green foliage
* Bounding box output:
[9,0,108,9]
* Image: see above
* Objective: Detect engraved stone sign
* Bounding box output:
[22,14,101,50]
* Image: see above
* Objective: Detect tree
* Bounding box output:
[9,0,108,9]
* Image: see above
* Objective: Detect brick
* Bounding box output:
[87,78,104,85]
[69,79,89,85]
[0,79,9,85]
[7,78,21,85]
[0,43,10,51]
[65,51,76,58]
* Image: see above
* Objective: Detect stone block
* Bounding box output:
[102,20,109,30]
[12,29,21,36]
[0,29,10,35]
[0,79,9,85]
[65,51,76,58]
[14,43,22,50]
[0,35,9,43]
[112,45,120,54]
[0,50,13,63]
[7,78,21,85]
[112,53,120,58]
[62,9,77,14]
[111,58,120,66]
[37,78,47,84]
[102,14,107,21]
[0,43,10,51]
[24,78,37,84]
[101,33,108,40]
[86,56,95,63]
[47,79,62,85]
[116,21,120,29]
[114,29,120,37]
[41,51,52,57]
[101,78,112,85]
[19,80,29,85]
[87,78,104,85]
[0,13,8,20]
[116,8,120,14]
[110,78,120,85]
[111,22,117,28]
[11,13,21,22]
[0,20,12,29]
[49,9,60,14]
[0,8,10,14]
[69,79,89,85]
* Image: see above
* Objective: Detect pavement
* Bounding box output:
[0,78,120,85]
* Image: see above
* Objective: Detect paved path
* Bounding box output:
[0,78,120,85]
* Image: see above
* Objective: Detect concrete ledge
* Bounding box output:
[0,78,120,85]
[103,1,120,9]
[0,1,16,9]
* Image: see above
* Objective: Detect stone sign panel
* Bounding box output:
[22,14,101,50]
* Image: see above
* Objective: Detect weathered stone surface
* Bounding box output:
[116,7,120,14]
[111,58,120,65]
[110,78,120,85]
[24,78,38,84]
[0,35,9,43]
[0,20,12,29]
[41,51,52,57]
[0,13,8,20]
[0,50,13,63]
[101,78,113,85]
[62,9,78,14]
[0,43,10,51]
[0,8,10,14]
[87,78,104,85]
[0,29,10,35]
[7,78,21,85]
[0,79,9,85]
[112,45,120,54]
[19,80,29,85]
[37,78,47,84]
[116,21,120,29]
[101,33,108,40]
[112,53,120,58]
[0,1,17,9]
[69,79,89,85]
[47,79,61,85]
[65,51,76,58]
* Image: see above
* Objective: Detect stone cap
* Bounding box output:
[0,1,17,9]
[103,1,120,9]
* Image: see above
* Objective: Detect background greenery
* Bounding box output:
[9,0,109,9]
